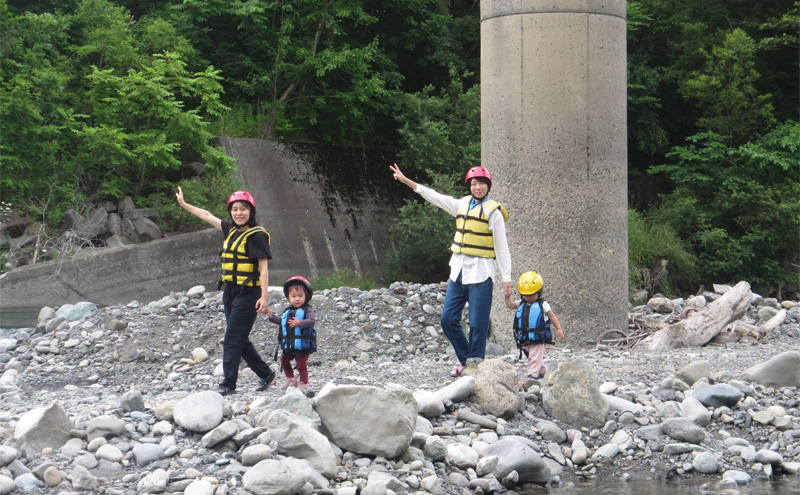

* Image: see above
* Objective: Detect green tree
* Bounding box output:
[388,74,480,282]
[650,122,799,294]
[0,0,232,226]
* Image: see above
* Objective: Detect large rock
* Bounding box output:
[692,382,743,408]
[262,409,337,478]
[542,360,608,428]
[241,459,309,495]
[743,351,800,389]
[482,437,551,485]
[674,360,710,385]
[315,383,417,458]
[14,403,72,454]
[173,391,224,433]
[86,416,125,441]
[662,418,706,445]
[435,376,475,403]
[470,358,522,418]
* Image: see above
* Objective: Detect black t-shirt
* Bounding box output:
[221,220,272,260]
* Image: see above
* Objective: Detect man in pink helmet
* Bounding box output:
[390,164,512,377]
[176,187,276,395]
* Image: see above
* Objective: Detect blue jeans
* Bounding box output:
[440,272,493,364]
[221,284,272,390]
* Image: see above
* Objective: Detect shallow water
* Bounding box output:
[0,307,39,331]
[524,476,800,494]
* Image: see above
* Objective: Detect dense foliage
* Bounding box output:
[1,0,797,295]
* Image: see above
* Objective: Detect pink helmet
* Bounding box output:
[227,191,256,211]
[465,166,492,186]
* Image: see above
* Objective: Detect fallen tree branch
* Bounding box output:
[640,281,752,350]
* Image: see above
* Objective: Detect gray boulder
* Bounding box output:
[674,360,711,385]
[542,359,608,428]
[662,418,706,445]
[132,216,163,241]
[241,459,308,495]
[315,383,417,458]
[471,358,522,418]
[692,382,743,408]
[173,391,224,433]
[14,403,72,455]
[263,409,337,478]
[482,437,551,485]
[743,351,800,388]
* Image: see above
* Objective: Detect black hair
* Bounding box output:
[286,282,311,304]
[228,201,258,228]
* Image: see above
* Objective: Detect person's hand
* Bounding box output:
[288,317,300,328]
[264,308,273,317]
[504,282,512,299]
[255,296,268,314]
[557,328,565,340]
[389,163,406,182]
[175,186,186,207]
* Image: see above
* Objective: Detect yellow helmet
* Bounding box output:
[517,271,543,295]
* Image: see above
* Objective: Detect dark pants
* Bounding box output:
[220,284,272,390]
[440,271,493,364]
[281,351,310,384]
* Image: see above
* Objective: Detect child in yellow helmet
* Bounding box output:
[504,271,564,379]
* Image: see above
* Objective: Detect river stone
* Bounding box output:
[132,444,165,467]
[0,447,17,466]
[471,358,522,418]
[680,397,712,425]
[14,402,73,454]
[662,418,706,445]
[242,459,308,495]
[184,480,215,495]
[723,470,752,484]
[69,465,98,491]
[242,444,273,466]
[173,391,224,433]
[86,415,125,441]
[674,360,710,386]
[414,390,446,418]
[648,297,677,314]
[137,468,169,493]
[435,375,475,403]
[743,351,800,388]
[446,443,479,469]
[692,382,743,408]
[315,383,417,458]
[693,452,718,474]
[43,466,61,487]
[542,360,608,428]
[754,449,783,465]
[262,409,337,478]
[120,389,145,412]
[482,437,550,485]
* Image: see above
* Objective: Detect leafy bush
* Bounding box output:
[628,209,698,296]
[314,268,377,291]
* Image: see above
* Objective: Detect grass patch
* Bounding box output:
[314,269,380,291]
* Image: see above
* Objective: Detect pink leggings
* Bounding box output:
[280,352,309,384]
[523,343,547,378]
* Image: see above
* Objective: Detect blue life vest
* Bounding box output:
[513,301,553,346]
[279,306,317,353]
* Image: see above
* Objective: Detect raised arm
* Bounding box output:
[176,186,222,231]
[390,163,418,191]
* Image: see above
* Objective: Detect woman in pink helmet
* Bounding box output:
[176,187,276,395]
[390,164,512,377]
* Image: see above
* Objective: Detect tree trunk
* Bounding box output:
[641,281,752,350]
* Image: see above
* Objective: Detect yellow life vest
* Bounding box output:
[451,198,509,258]
[220,226,270,286]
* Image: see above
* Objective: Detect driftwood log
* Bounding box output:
[641,281,753,350]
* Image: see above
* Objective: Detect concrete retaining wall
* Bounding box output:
[0,139,401,309]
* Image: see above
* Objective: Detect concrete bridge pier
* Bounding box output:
[481,0,629,344]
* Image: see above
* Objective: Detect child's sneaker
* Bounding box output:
[281,377,298,390]
[297,382,310,393]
